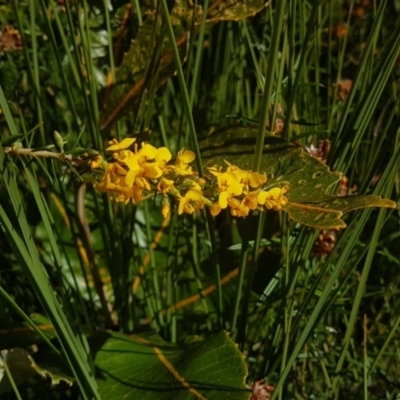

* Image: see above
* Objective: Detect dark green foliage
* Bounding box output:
[1,1,400,399]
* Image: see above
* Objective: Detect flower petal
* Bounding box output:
[132,186,143,204]
[269,187,282,199]
[135,176,151,190]
[118,138,136,149]
[142,163,160,179]
[155,147,172,163]
[249,172,267,187]
[177,149,195,164]
[125,155,140,171]
[210,203,222,216]
[140,144,157,160]
[228,182,243,196]
[219,191,229,208]
[106,137,135,151]
[186,189,203,201]
[257,191,268,205]
[178,197,186,215]
[125,170,136,187]
[224,172,239,185]
[227,197,240,208]
[157,178,175,194]
[208,167,221,177]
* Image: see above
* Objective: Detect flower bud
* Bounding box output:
[161,196,171,219]
[54,130,65,153]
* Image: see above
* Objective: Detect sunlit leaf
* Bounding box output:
[283,196,396,230]
[206,0,269,22]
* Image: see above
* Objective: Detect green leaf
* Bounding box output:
[200,125,396,229]
[283,196,396,230]
[0,348,73,395]
[94,331,250,400]
[0,349,37,394]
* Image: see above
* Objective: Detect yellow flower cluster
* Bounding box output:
[93,138,289,218]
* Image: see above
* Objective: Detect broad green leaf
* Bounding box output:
[95,331,250,400]
[0,348,73,395]
[283,196,396,230]
[200,125,396,229]
[0,349,37,394]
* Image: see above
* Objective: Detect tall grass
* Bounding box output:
[0,1,399,399]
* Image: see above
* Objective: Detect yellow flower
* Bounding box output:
[235,170,266,190]
[90,155,104,169]
[210,171,243,208]
[134,176,151,190]
[174,149,196,175]
[177,149,195,164]
[181,178,204,192]
[224,161,267,191]
[206,194,250,218]
[97,140,290,220]
[229,200,250,217]
[110,176,143,203]
[195,177,206,187]
[257,185,289,211]
[95,162,150,204]
[242,191,259,211]
[95,163,126,191]
[124,143,164,187]
[151,147,173,176]
[209,169,239,191]
[209,202,222,216]
[97,174,142,204]
[123,143,156,171]
[105,138,136,166]
[178,189,204,215]
[156,147,172,164]
[157,177,175,194]
[138,143,157,162]
[130,185,144,204]
[161,196,171,219]
[106,137,136,152]
[114,184,143,204]
[96,141,174,207]
[219,184,242,208]
[125,165,158,187]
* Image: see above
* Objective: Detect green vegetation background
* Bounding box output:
[0,0,400,399]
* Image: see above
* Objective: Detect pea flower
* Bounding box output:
[208,169,243,209]
[257,186,289,211]
[178,189,206,215]
[95,137,290,218]
[225,161,267,192]
[157,177,175,194]
[161,196,172,219]
[174,149,196,175]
